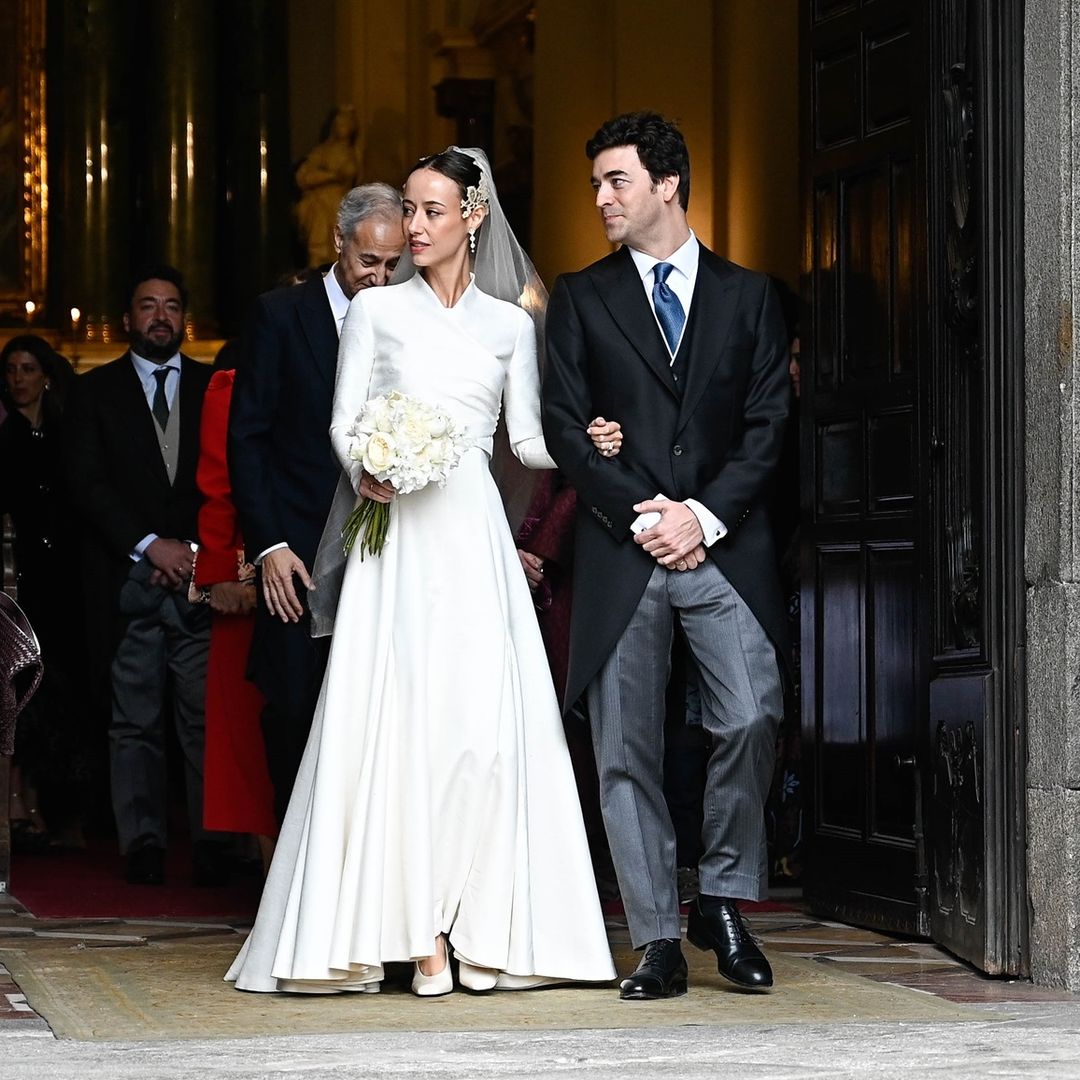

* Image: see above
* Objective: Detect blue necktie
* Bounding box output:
[652,262,685,356]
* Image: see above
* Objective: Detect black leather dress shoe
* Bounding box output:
[687,897,773,989]
[619,938,688,1000]
[192,841,232,888]
[125,845,165,886]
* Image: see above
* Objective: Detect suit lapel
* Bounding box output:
[674,248,742,436]
[590,247,680,401]
[175,354,206,483]
[297,272,339,392]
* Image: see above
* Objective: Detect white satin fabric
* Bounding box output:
[226,275,615,992]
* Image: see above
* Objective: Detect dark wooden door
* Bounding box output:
[801,0,928,933]
[800,0,1027,973]
[921,0,1026,975]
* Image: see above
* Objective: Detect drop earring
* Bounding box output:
[468,229,476,255]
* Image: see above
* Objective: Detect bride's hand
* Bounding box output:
[359,471,396,503]
[587,417,623,458]
[517,549,545,591]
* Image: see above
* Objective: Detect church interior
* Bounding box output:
[0,0,800,359]
[0,0,804,913]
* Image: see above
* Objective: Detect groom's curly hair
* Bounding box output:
[586,112,691,211]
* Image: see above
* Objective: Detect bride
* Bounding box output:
[226,148,619,996]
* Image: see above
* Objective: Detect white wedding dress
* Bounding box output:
[226,274,616,992]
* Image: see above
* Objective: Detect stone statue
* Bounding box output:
[295,106,360,267]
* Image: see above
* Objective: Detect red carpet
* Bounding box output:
[11,841,795,922]
[9,838,262,920]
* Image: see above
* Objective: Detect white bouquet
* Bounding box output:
[341,390,467,558]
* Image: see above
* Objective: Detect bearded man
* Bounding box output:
[68,265,221,886]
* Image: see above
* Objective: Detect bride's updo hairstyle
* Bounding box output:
[409,149,488,246]
[410,148,482,196]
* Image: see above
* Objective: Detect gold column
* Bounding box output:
[531,0,615,285]
[141,0,218,336]
[57,0,130,345]
[713,0,800,284]
[334,0,431,186]
[532,0,715,284]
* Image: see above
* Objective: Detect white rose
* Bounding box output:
[348,432,370,461]
[427,436,451,466]
[363,431,397,475]
[369,397,394,433]
[398,414,431,449]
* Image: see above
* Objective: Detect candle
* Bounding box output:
[70,306,81,331]
[24,300,35,324]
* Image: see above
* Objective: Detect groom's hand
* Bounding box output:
[673,545,707,572]
[633,499,705,566]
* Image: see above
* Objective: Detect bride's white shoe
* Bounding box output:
[411,938,453,997]
[494,973,571,990]
[457,960,499,992]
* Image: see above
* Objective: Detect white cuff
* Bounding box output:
[684,498,727,547]
[630,493,667,534]
[256,542,289,564]
[131,533,158,562]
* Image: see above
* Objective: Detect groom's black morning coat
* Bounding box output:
[542,243,791,712]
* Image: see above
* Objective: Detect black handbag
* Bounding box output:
[0,590,43,755]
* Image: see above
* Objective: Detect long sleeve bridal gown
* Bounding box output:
[226,274,616,992]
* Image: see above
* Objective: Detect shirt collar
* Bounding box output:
[323,265,351,324]
[130,350,181,379]
[628,229,700,283]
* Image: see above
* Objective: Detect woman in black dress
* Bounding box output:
[0,335,83,850]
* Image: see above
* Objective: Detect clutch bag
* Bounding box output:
[0,591,43,755]
[188,548,256,604]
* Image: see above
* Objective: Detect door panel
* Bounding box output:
[922,0,1026,975]
[801,0,1027,972]
[801,0,925,934]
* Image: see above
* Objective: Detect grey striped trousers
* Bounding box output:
[586,560,782,948]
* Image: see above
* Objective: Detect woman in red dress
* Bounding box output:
[195,368,277,869]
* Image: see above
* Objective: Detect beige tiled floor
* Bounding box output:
[747,910,1075,1004]
[0,895,1073,1036]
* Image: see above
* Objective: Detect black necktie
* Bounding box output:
[652,262,686,355]
[151,366,172,429]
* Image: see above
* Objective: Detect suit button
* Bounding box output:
[672,445,683,456]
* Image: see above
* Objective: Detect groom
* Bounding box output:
[543,112,790,999]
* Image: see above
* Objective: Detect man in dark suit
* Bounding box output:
[69,266,217,885]
[228,183,402,822]
[543,113,791,999]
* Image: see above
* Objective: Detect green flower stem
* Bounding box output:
[341,498,392,559]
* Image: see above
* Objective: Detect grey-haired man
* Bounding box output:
[228,183,403,821]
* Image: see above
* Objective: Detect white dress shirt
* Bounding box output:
[324,265,351,335]
[130,349,181,412]
[130,351,182,560]
[625,232,727,547]
[628,230,699,359]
